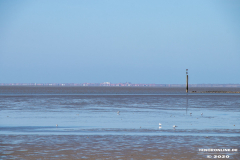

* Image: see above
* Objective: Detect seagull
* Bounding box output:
[117,111,120,115]
[56,124,58,127]
[201,113,203,116]
[159,123,162,126]
[173,125,177,128]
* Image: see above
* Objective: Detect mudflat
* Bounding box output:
[0,86,239,159]
[1,135,239,160]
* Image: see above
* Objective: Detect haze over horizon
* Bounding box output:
[1,0,240,84]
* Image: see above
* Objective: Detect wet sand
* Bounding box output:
[1,135,239,159]
[0,86,239,159]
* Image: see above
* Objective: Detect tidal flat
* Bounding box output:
[0,86,239,159]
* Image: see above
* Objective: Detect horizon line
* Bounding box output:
[0,83,240,87]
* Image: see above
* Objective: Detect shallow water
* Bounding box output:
[0,86,239,159]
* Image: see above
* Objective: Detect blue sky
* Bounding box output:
[0,0,240,84]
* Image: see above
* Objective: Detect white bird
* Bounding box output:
[56,124,58,127]
[173,125,177,128]
[159,123,162,126]
[201,113,203,116]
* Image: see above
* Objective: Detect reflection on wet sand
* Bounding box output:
[1,135,239,159]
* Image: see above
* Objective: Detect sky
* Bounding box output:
[0,0,240,84]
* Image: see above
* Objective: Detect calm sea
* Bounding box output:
[0,86,239,136]
[1,86,240,159]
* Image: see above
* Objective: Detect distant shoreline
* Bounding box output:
[0,83,240,87]
[192,91,240,93]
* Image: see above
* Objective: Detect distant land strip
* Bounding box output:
[192,91,240,93]
[0,83,240,87]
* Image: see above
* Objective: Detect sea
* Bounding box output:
[0,86,239,159]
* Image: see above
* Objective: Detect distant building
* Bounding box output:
[101,82,110,86]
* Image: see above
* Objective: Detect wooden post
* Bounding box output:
[186,69,188,93]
